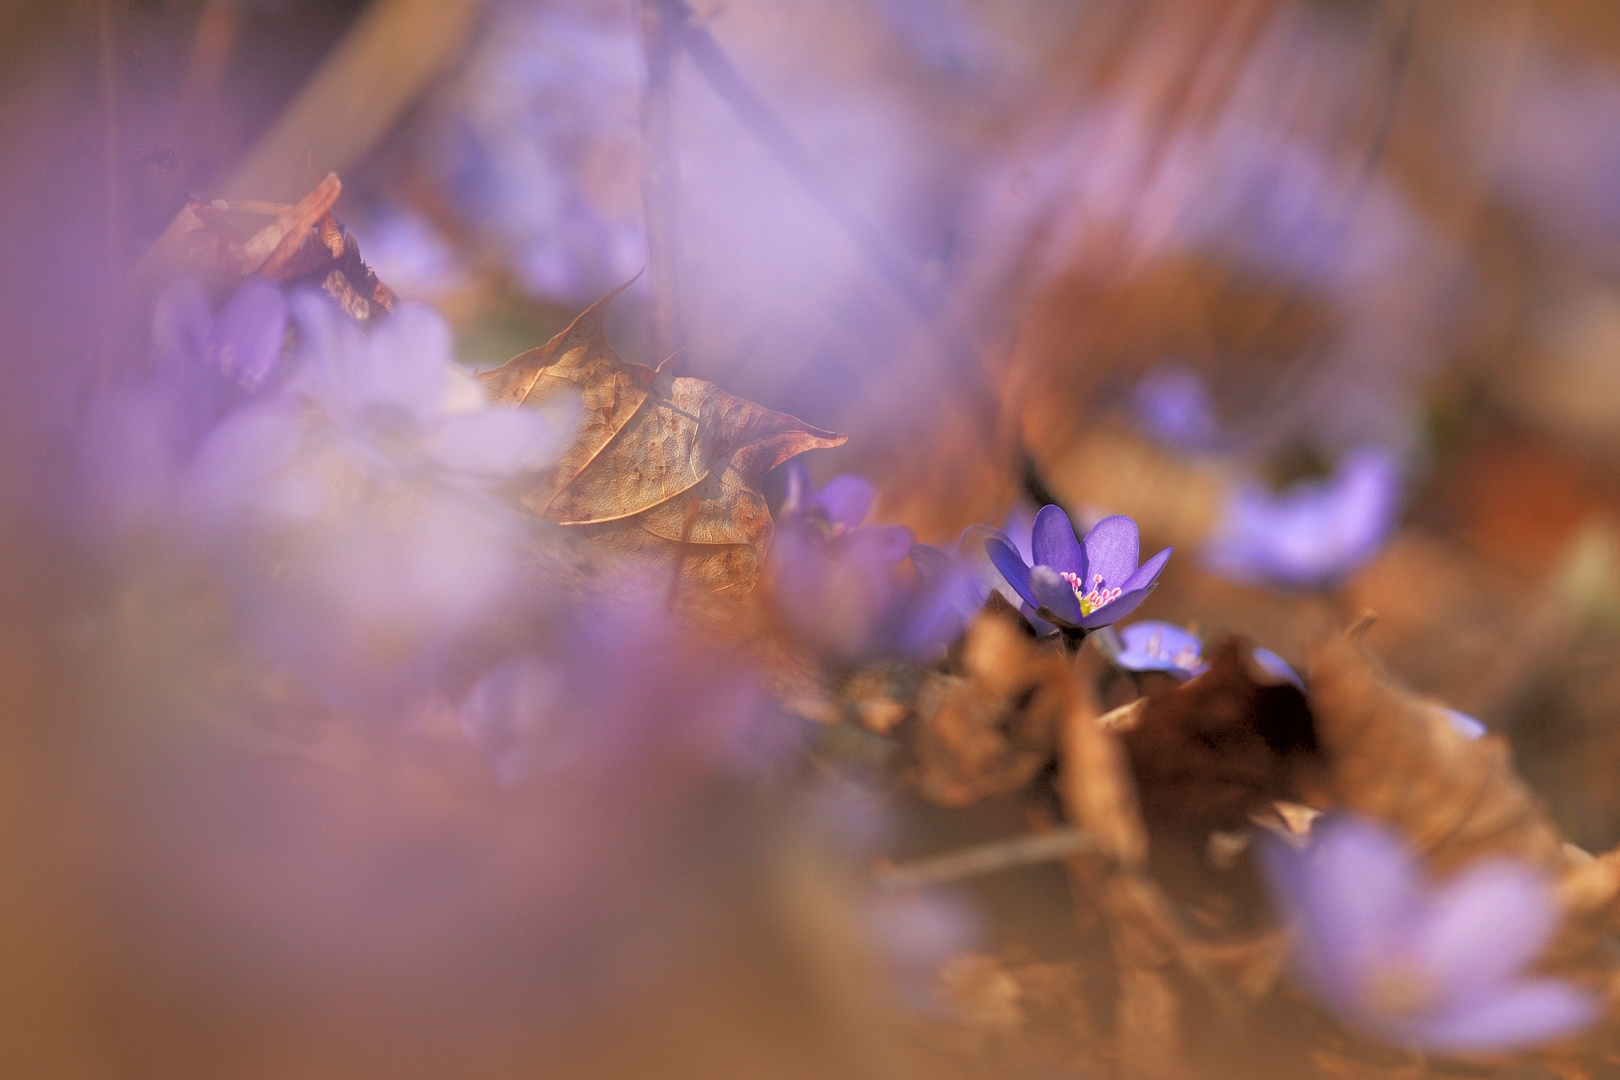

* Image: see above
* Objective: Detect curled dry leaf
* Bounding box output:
[481,282,845,593]
[1119,639,1321,846]
[901,611,1067,807]
[139,173,395,321]
[1306,629,1565,876]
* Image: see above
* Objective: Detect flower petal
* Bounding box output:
[1029,565,1085,626]
[1443,708,1486,739]
[1031,504,1087,577]
[1408,979,1599,1054]
[1115,621,1202,675]
[1412,859,1558,1006]
[1082,515,1140,589]
[1260,816,1418,1007]
[985,535,1039,611]
[428,406,572,478]
[836,524,914,565]
[211,278,289,391]
[908,543,955,583]
[1000,503,1038,564]
[1252,648,1305,690]
[1120,545,1172,593]
[814,475,875,530]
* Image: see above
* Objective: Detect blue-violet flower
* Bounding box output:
[1204,446,1401,588]
[1262,813,1598,1054]
[985,504,1171,633]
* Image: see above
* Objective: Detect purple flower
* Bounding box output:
[771,465,966,663]
[1253,646,1304,690]
[74,278,289,539]
[985,505,1171,633]
[1262,814,1599,1054]
[459,587,780,785]
[180,293,575,703]
[1443,708,1486,740]
[1203,447,1401,588]
[1132,363,1219,451]
[780,462,888,541]
[1112,621,1205,679]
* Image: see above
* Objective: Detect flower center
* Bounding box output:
[1060,571,1122,617]
[1362,961,1438,1020]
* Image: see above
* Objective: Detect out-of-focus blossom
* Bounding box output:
[349,202,474,303]
[182,293,576,702]
[420,1,646,301]
[1104,622,1303,687]
[1113,621,1205,679]
[1253,647,1305,690]
[1262,814,1598,1054]
[961,6,1455,457]
[1443,708,1486,740]
[1132,363,1220,452]
[74,278,289,539]
[770,464,968,663]
[986,505,1171,633]
[780,462,888,542]
[459,586,780,785]
[1203,447,1401,588]
[910,503,1055,635]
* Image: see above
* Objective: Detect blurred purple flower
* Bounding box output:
[1253,647,1304,690]
[459,586,780,784]
[780,461,886,541]
[985,505,1171,633]
[181,293,576,702]
[421,2,646,302]
[1104,623,1304,687]
[1204,447,1401,588]
[1262,814,1598,1054]
[1132,363,1219,451]
[75,278,288,539]
[1113,621,1205,679]
[771,464,968,663]
[1443,708,1486,740]
[910,504,1056,636]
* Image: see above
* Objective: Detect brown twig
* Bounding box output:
[875,828,1099,891]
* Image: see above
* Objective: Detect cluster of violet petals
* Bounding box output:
[1262,814,1599,1054]
[769,464,968,664]
[985,505,1171,633]
[1111,621,1206,678]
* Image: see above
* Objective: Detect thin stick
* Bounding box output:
[640,0,685,361]
[668,0,935,316]
[875,828,1099,890]
[664,0,1008,454]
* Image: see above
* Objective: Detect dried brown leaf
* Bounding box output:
[1305,629,1565,876]
[481,282,845,592]
[1120,638,1321,844]
[139,174,396,321]
[901,612,1066,807]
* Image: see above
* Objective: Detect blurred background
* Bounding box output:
[7,0,1620,1076]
